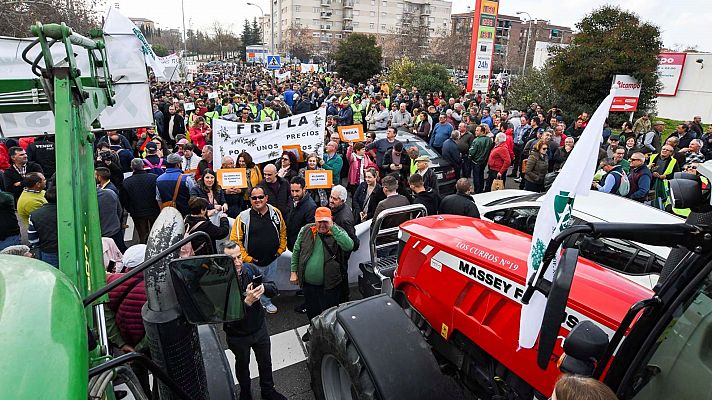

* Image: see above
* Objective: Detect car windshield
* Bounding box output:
[495,193,543,205]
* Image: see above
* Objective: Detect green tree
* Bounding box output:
[506,67,562,113]
[332,34,382,83]
[387,57,458,97]
[548,6,662,116]
[151,44,169,57]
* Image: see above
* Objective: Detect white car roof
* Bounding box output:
[474,189,683,225]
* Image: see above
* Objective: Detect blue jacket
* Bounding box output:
[430,122,454,148]
[155,168,194,216]
[442,138,461,169]
[481,115,493,129]
[628,164,652,201]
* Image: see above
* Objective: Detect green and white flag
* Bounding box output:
[518,90,616,349]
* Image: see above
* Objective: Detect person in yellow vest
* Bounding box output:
[351,95,363,125]
[648,144,681,211]
[203,104,220,129]
[247,95,261,121]
[258,100,278,122]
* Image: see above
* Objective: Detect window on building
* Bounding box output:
[371,0,375,5]
[354,21,359,27]
[382,0,387,6]
[295,5,300,11]
[327,33,332,37]
[313,32,321,37]
[550,29,561,39]
[336,33,342,38]
[381,24,386,30]
[369,22,375,29]
[370,10,375,16]
[429,17,434,23]
[295,18,301,25]
[313,7,319,13]
[354,10,360,15]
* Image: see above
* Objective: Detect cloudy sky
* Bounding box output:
[108,0,710,51]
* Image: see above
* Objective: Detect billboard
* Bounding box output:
[657,52,686,96]
[466,0,500,93]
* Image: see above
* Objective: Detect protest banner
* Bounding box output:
[275,70,291,83]
[216,168,248,188]
[337,124,365,142]
[213,108,326,166]
[305,170,333,189]
[208,92,219,99]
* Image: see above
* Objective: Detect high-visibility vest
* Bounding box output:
[649,154,678,210]
[351,103,363,123]
[248,104,259,119]
[259,107,277,122]
[673,175,709,217]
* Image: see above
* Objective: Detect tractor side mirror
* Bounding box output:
[537,248,579,369]
[559,321,609,376]
[170,255,245,324]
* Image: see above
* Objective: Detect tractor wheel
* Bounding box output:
[307,306,378,400]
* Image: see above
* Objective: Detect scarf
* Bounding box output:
[354,153,365,183]
[168,115,176,140]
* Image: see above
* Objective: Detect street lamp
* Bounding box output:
[516,11,533,74]
[246,2,271,53]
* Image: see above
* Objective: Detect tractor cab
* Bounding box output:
[531,161,712,399]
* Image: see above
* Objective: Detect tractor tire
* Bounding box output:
[307,306,378,400]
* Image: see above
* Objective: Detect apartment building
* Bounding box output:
[261,0,452,59]
[451,12,575,72]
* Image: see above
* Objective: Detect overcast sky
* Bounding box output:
[108,0,710,51]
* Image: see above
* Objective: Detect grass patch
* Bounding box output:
[610,116,686,142]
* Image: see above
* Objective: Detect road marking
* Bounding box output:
[223,324,310,379]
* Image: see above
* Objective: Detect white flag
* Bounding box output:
[103,7,166,79]
[518,90,616,349]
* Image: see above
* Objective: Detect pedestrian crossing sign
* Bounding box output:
[266,55,281,70]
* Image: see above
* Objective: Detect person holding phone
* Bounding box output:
[223,241,285,400]
[290,207,354,342]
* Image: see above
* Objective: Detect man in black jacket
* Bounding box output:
[223,242,286,400]
[121,159,161,244]
[27,136,56,180]
[260,164,290,217]
[286,176,316,250]
[408,173,439,215]
[439,178,480,218]
[329,185,359,302]
[3,146,44,203]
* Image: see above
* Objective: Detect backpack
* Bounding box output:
[143,158,165,176]
[612,170,630,196]
[180,219,207,258]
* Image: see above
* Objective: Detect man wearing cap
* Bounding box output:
[290,206,354,341]
[414,154,440,198]
[142,141,165,176]
[638,120,664,155]
[155,153,195,216]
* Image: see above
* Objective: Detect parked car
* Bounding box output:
[472,189,684,289]
[374,130,457,195]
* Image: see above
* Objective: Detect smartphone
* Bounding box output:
[251,274,263,288]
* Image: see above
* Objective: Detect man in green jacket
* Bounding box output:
[468,125,494,193]
[290,207,354,341]
[321,141,343,185]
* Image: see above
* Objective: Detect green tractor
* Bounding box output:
[0,23,242,399]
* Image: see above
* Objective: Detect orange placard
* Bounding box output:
[282,144,304,162]
[337,124,365,142]
[305,169,333,189]
[216,168,248,188]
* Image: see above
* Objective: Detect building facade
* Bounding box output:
[261,0,452,60]
[451,12,574,73]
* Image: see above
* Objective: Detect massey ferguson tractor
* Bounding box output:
[306,173,712,400]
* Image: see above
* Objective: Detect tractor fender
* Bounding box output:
[308,294,453,400]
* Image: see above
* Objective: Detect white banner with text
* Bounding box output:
[212,108,327,166]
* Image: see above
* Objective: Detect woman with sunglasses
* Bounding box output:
[298,153,329,207]
[276,151,299,182]
[524,140,550,193]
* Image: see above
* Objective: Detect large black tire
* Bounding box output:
[307,306,378,400]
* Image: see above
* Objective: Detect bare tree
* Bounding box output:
[429,27,470,69]
[280,24,311,62]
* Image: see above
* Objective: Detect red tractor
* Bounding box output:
[306,170,712,400]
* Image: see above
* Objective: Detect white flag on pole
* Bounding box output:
[103,7,166,79]
[518,90,616,349]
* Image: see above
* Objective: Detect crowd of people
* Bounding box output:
[1,60,710,400]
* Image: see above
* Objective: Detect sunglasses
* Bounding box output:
[688,166,698,170]
[250,195,266,200]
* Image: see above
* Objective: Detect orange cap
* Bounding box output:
[315,207,332,222]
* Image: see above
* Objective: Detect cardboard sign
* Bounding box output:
[305,170,333,189]
[208,92,219,99]
[184,102,196,111]
[216,168,248,188]
[282,144,304,162]
[337,124,365,142]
